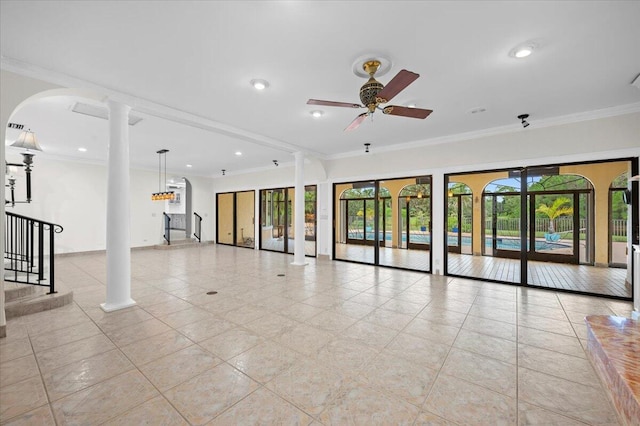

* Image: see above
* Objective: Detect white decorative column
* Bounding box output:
[101,100,136,312]
[292,151,307,266]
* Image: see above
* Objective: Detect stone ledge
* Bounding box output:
[585,315,640,426]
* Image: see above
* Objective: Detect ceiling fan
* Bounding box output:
[307,60,433,131]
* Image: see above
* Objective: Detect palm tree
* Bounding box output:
[536,197,573,234]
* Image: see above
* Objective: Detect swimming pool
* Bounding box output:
[347,232,569,251]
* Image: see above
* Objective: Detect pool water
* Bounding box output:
[347,232,569,251]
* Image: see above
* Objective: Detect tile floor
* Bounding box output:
[0,245,633,425]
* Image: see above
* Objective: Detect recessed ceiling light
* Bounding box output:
[235,151,242,156]
[310,110,324,118]
[510,42,536,59]
[78,147,87,152]
[250,79,269,90]
[186,164,193,168]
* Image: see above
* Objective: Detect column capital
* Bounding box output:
[106,99,131,115]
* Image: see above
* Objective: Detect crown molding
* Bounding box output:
[328,103,640,161]
[1,57,327,160]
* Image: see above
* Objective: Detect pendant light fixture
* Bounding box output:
[151,149,175,201]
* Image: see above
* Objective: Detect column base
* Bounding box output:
[100,299,137,312]
[290,261,308,266]
[632,311,639,321]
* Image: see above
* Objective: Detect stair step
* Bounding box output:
[4,287,74,320]
[155,238,202,250]
[4,282,39,302]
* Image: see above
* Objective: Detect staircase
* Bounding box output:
[4,212,73,319]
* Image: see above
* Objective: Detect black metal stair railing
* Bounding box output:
[194,212,202,242]
[163,212,171,245]
[4,211,63,294]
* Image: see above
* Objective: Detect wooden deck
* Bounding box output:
[334,243,630,298]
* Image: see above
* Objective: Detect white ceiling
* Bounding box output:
[2,1,640,177]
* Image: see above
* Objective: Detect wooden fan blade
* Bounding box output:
[375,70,419,104]
[345,113,368,131]
[382,106,433,119]
[307,99,362,108]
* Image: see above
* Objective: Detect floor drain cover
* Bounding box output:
[206,291,218,295]
[277,274,285,277]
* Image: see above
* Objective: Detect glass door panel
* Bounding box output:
[235,191,255,248]
[304,185,317,257]
[528,193,577,264]
[216,193,234,245]
[447,195,460,253]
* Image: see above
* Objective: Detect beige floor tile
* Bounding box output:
[469,304,517,324]
[244,313,298,338]
[23,310,91,336]
[360,351,438,406]
[518,314,576,337]
[51,370,158,425]
[105,318,172,347]
[134,291,182,308]
[441,348,517,397]
[266,357,346,417]
[518,367,619,424]
[210,387,313,425]
[424,374,517,425]
[103,396,188,425]
[42,349,134,401]
[305,310,358,333]
[380,298,425,315]
[176,315,236,342]
[0,338,32,362]
[385,332,450,370]
[155,306,213,328]
[121,330,193,365]
[199,327,263,360]
[0,376,49,423]
[0,354,40,387]
[142,297,194,317]
[517,303,568,321]
[403,317,460,345]
[330,300,377,320]
[228,341,300,384]
[29,321,102,353]
[278,302,325,321]
[517,326,586,358]
[310,337,380,378]
[319,381,420,425]
[453,329,517,364]
[362,308,414,331]
[221,303,270,324]
[94,307,154,334]
[1,404,56,426]
[413,410,457,425]
[342,321,398,350]
[138,345,221,391]
[276,323,335,357]
[164,363,259,425]
[462,315,517,341]
[416,307,468,327]
[518,344,601,387]
[35,334,115,373]
[517,401,586,425]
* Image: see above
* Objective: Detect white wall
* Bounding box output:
[6,152,215,253]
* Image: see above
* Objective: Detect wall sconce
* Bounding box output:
[417,191,423,199]
[5,129,42,207]
[447,190,453,197]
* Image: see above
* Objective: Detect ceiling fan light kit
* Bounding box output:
[307,57,433,132]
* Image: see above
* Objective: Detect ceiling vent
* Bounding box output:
[71,102,143,125]
[7,123,24,130]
